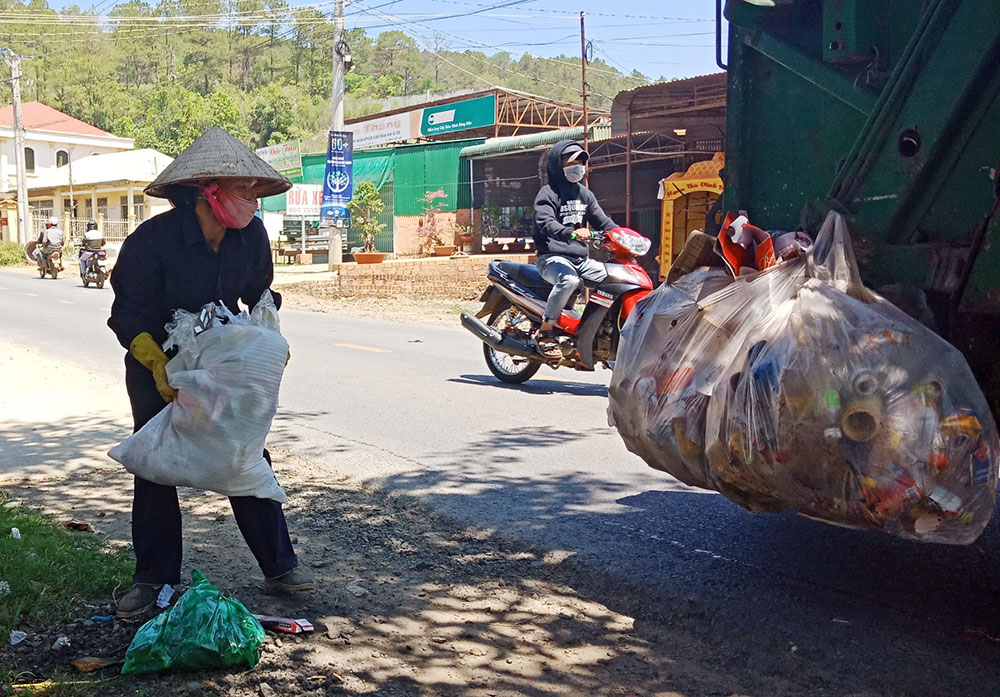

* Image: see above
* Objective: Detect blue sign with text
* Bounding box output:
[321,130,353,225]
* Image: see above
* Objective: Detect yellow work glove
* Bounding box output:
[129,332,178,403]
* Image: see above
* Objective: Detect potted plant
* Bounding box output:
[348,180,388,264]
[417,189,457,256]
[453,223,474,255]
[454,223,474,246]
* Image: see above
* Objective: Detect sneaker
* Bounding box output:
[116,583,163,619]
[265,568,315,592]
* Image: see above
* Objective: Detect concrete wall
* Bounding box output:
[395,208,482,256]
[394,212,462,257]
[282,254,533,301]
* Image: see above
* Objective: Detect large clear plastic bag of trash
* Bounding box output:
[609,212,999,543]
[122,569,265,674]
[109,291,288,502]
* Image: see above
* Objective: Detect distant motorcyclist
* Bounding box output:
[79,219,104,277]
[35,216,64,269]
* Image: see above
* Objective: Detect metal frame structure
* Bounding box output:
[610,73,727,226]
[494,88,607,137]
[588,132,718,170]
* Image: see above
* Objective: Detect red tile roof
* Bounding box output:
[0,101,112,137]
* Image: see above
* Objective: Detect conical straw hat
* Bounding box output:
[145,126,292,199]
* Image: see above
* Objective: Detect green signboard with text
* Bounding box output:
[419,95,496,137]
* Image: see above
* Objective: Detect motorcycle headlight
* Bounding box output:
[610,228,651,256]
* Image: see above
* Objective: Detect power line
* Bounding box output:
[422,0,712,22]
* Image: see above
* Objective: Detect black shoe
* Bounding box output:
[116,583,162,618]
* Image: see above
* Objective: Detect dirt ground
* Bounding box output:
[1,449,801,697]
[1,445,887,697]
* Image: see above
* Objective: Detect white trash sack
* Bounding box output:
[109,291,289,502]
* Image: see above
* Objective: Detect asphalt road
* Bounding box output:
[2,267,1000,696]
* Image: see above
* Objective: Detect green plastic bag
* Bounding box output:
[122,570,265,674]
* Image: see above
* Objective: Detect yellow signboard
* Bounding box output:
[659,177,723,280]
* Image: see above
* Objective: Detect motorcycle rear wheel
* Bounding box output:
[483,305,541,384]
[96,269,105,289]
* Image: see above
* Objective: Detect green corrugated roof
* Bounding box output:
[459,124,611,160]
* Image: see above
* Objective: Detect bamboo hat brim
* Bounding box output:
[145,126,292,199]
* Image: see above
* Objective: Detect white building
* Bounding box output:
[0,101,134,234]
[27,148,174,241]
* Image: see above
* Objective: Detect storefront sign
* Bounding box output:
[321,130,353,225]
[346,113,411,149]
[420,95,496,136]
[285,184,323,217]
[345,94,497,149]
[255,140,303,181]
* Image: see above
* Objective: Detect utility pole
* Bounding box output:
[580,12,589,186]
[1,48,30,245]
[328,0,345,269]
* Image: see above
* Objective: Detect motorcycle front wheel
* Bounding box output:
[483,304,541,384]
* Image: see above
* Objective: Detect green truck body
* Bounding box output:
[720,0,1000,405]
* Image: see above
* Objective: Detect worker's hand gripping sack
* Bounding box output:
[609,212,999,543]
[110,291,288,502]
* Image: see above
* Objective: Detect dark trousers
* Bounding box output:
[125,355,297,585]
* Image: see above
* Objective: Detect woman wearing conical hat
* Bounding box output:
[107,126,314,618]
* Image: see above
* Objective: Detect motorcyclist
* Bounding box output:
[35,216,64,270]
[531,140,616,358]
[78,219,104,278]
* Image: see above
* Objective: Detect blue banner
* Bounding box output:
[321,130,353,226]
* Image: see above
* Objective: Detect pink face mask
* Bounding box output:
[199,182,258,229]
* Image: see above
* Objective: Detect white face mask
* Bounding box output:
[563,164,586,183]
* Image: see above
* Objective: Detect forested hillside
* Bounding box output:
[0,0,649,155]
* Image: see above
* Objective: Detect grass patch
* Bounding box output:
[0,241,25,267]
[0,492,132,637]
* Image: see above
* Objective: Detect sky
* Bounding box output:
[341,0,726,83]
[42,0,727,84]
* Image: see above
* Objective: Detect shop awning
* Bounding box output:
[459,123,611,160]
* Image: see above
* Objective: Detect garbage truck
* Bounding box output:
[716,0,1000,412]
[604,0,1000,542]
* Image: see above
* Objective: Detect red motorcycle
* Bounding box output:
[461,227,654,383]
